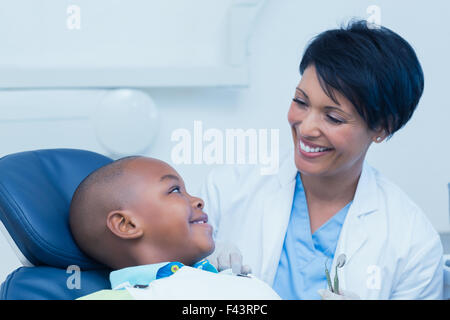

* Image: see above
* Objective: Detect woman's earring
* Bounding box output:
[376,136,382,142]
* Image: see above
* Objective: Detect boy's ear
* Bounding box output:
[106,210,144,240]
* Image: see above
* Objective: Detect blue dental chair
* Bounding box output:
[0,149,113,299]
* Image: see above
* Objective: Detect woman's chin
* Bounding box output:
[294,154,326,176]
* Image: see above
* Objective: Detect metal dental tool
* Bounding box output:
[325,254,346,294]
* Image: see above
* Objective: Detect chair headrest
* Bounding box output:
[0,149,113,269]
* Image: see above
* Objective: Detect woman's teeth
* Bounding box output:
[300,141,331,153]
[192,221,206,224]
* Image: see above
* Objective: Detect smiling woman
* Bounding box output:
[288,65,381,181]
[200,19,443,300]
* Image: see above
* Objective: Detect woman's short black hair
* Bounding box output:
[299,19,424,138]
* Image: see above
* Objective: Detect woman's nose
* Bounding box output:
[298,112,321,138]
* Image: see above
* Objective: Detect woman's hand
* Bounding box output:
[207,241,252,275]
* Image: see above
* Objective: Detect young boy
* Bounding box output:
[69,156,280,299]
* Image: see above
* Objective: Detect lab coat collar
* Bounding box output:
[276,148,298,187]
[260,150,297,284]
[330,161,380,290]
[349,160,379,217]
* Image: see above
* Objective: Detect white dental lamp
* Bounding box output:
[92,89,159,158]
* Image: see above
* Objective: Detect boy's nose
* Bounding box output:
[191,196,204,210]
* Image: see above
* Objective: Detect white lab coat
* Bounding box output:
[199,149,444,299]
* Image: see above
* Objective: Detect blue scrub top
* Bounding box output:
[272,172,351,300]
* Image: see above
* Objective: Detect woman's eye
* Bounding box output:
[327,115,344,124]
[292,98,307,107]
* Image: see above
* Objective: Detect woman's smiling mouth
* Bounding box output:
[298,138,334,158]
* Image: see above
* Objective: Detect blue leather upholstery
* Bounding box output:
[1,266,110,300]
[0,149,113,299]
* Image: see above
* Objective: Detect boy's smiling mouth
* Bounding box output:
[189,213,209,224]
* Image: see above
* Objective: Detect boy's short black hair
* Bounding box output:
[69,155,141,263]
[299,19,424,138]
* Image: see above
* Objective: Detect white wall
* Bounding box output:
[0,0,229,68]
[1,0,449,284]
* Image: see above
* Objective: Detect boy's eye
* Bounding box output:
[169,186,181,194]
